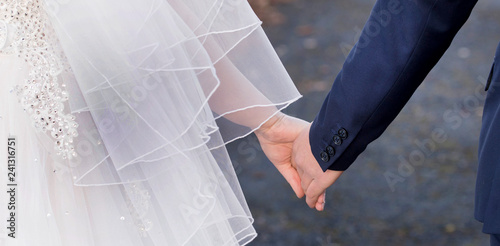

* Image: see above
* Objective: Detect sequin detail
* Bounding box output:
[0,0,78,159]
[125,182,154,237]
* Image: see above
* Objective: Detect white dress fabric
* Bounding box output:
[0,0,300,245]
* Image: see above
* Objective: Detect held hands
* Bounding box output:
[255,114,343,211]
[292,123,343,211]
[255,113,308,198]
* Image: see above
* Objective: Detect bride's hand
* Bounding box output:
[254,112,308,198]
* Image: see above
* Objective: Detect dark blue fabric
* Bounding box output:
[307,0,500,234]
[309,0,478,171]
[491,234,500,246]
[475,42,500,234]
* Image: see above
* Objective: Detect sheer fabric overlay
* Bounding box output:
[0,0,301,245]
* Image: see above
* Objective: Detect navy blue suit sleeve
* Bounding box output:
[309,0,478,171]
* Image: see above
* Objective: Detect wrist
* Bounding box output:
[255,112,286,138]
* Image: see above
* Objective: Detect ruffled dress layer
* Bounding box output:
[0,0,300,245]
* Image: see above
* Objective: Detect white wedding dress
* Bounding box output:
[0,0,300,245]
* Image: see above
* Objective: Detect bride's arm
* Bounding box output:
[168,0,307,198]
[168,0,283,130]
[211,56,281,129]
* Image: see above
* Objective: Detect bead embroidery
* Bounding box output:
[125,182,154,237]
[0,0,78,159]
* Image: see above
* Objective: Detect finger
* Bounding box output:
[306,171,342,208]
[300,175,313,195]
[290,155,303,176]
[305,179,327,208]
[277,165,305,198]
[315,192,326,211]
[292,156,315,195]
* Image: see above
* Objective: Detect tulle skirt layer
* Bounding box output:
[0,0,300,245]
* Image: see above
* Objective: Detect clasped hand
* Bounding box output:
[255,113,343,211]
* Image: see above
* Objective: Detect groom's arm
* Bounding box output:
[310,0,478,171]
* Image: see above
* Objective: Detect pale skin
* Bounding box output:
[255,113,343,211]
[212,57,341,210]
[291,123,343,210]
[169,0,338,210]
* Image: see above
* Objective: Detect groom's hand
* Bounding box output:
[255,113,309,198]
[292,123,343,210]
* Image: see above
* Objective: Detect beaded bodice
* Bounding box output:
[1,0,78,159]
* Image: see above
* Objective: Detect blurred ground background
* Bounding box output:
[227,0,500,245]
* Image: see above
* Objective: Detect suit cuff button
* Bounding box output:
[333,135,342,145]
[320,151,330,162]
[326,145,335,156]
[338,128,348,139]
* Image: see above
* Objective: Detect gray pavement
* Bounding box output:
[228,0,500,245]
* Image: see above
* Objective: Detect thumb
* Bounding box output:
[305,179,327,208]
[306,170,343,208]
